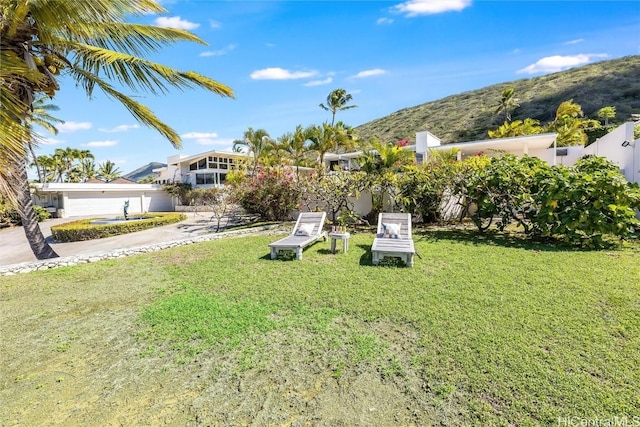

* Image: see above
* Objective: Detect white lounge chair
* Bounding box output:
[371,212,415,267]
[269,212,327,260]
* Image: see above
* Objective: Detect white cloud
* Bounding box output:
[182,132,219,139]
[250,67,318,80]
[266,43,276,48]
[517,53,608,74]
[196,137,235,147]
[99,124,140,133]
[209,20,221,29]
[84,140,118,148]
[58,121,91,133]
[352,69,387,78]
[393,0,472,17]
[377,17,394,25]
[565,38,585,45]
[39,137,64,146]
[200,44,237,57]
[182,132,233,147]
[155,16,199,30]
[304,77,333,87]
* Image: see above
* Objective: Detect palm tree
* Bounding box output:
[281,125,310,176]
[597,106,616,127]
[80,158,97,182]
[25,95,64,183]
[306,121,358,166]
[97,160,122,182]
[319,88,357,126]
[495,88,520,123]
[1,0,234,259]
[232,127,271,171]
[488,118,541,138]
[546,100,600,147]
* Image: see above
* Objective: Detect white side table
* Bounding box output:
[330,232,350,254]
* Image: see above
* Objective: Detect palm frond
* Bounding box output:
[66,42,234,97]
[69,67,181,147]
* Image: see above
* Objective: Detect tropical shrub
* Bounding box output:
[0,200,50,227]
[455,154,640,247]
[529,156,640,247]
[229,167,303,221]
[453,154,546,232]
[300,168,367,225]
[163,183,193,205]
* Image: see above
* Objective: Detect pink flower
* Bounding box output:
[396,139,409,147]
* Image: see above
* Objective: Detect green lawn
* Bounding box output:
[2,228,639,425]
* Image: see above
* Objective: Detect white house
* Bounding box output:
[418,122,639,183]
[33,181,174,218]
[154,150,247,187]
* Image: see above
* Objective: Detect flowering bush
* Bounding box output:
[229,167,303,221]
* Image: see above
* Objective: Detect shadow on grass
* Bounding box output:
[354,244,409,268]
[414,227,615,252]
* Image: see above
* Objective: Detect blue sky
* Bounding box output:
[35,0,640,174]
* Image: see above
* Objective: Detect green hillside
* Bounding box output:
[355,56,640,144]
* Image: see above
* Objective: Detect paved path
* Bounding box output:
[0,213,234,267]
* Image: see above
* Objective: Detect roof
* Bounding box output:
[428,133,558,156]
[168,150,248,166]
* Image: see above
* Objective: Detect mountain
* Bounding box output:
[124,162,166,182]
[354,56,640,144]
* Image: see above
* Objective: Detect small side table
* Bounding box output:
[330,232,350,254]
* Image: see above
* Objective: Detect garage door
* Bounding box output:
[65,192,142,217]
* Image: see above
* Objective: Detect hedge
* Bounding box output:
[50,213,186,242]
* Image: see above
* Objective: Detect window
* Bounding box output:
[189,162,197,171]
[219,173,227,183]
[198,158,207,169]
[196,173,216,185]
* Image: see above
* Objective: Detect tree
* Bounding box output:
[25,95,64,183]
[358,139,415,215]
[232,127,271,171]
[545,100,600,147]
[280,125,310,176]
[97,160,122,182]
[597,106,616,127]
[1,0,233,259]
[306,121,358,165]
[319,88,357,126]
[80,158,97,182]
[488,118,542,138]
[495,88,520,123]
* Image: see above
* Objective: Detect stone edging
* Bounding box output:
[1,224,285,276]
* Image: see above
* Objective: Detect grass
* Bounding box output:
[2,227,639,425]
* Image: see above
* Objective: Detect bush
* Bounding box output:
[50,212,186,242]
[0,201,50,227]
[229,167,303,221]
[454,154,640,248]
[530,156,640,247]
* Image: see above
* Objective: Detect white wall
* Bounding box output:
[583,122,638,183]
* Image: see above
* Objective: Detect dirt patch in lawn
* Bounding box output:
[0,257,436,426]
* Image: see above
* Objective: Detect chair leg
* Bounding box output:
[406,254,414,267]
[296,248,303,260]
[271,248,277,259]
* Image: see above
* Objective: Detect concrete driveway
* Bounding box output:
[0,213,228,267]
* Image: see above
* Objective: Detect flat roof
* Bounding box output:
[428,133,557,155]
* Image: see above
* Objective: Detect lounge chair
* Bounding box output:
[371,212,415,267]
[269,212,327,260]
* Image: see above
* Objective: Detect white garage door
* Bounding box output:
[65,192,142,217]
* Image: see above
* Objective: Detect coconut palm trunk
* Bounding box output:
[14,157,58,259]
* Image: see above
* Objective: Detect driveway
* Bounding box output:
[0,212,228,267]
